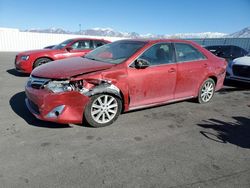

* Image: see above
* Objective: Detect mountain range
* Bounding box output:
[23,26,250,39]
[228,26,250,38]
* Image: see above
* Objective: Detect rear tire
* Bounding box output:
[84,94,122,128]
[198,78,215,104]
[33,58,51,69]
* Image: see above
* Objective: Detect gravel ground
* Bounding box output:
[0,52,250,188]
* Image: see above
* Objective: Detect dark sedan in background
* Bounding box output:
[205,45,248,62]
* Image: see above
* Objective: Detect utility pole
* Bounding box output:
[79,24,81,33]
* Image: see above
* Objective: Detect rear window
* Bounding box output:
[92,40,108,48]
[175,43,206,62]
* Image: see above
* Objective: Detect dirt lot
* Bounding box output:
[0,52,250,188]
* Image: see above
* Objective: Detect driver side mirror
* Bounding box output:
[65,46,73,52]
[134,58,150,69]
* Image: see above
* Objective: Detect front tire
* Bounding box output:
[84,94,122,127]
[33,58,51,69]
[198,78,215,104]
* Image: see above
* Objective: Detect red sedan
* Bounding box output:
[15,38,110,73]
[25,39,226,127]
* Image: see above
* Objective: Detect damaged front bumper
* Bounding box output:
[25,86,90,124]
[25,75,122,124]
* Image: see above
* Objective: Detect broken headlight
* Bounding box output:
[46,80,73,93]
[45,80,89,93]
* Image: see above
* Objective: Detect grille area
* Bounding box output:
[233,65,250,78]
[27,76,50,89]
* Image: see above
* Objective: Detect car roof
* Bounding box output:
[116,38,197,44]
[70,38,110,41]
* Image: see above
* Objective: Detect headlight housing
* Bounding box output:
[45,80,89,94]
[21,55,29,61]
[46,80,73,93]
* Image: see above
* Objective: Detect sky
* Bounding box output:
[0,0,250,35]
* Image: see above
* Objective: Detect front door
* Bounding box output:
[127,43,177,109]
[67,40,92,57]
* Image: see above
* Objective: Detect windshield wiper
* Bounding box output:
[85,56,103,61]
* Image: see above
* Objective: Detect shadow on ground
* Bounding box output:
[224,80,250,88]
[6,68,29,77]
[198,117,250,149]
[218,80,250,95]
[10,91,71,128]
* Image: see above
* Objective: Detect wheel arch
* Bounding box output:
[208,75,217,86]
[85,82,126,112]
[32,56,54,69]
[196,75,217,98]
[83,88,124,127]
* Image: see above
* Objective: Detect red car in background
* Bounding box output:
[25,39,226,127]
[15,38,110,73]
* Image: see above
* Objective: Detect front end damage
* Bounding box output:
[25,75,121,124]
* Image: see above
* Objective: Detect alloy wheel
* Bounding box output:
[91,95,118,124]
[200,81,214,103]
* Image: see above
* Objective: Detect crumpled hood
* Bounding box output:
[232,56,250,66]
[31,57,114,79]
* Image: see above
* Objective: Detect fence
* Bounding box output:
[0,28,123,52]
[188,38,250,52]
[0,28,250,52]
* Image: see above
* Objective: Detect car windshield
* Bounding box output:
[52,39,73,50]
[85,40,146,64]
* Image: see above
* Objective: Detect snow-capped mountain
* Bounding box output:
[23,27,250,38]
[26,27,70,34]
[79,28,141,38]
[228,26,250,38]
[24,27,141,38]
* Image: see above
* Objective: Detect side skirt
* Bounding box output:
[128,96,195,111]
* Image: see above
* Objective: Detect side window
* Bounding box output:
[92,40,107,49]
[220,46,231,57]
[231,46,247,57]
[175,43,206,62]
[71,40,91,50]
[139,43,175,65]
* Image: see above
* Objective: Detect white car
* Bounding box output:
[226,53,250,83]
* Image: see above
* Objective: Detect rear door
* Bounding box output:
[174,43,208,99]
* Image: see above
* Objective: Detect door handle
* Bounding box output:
[203,63,208,67]
[168,68,176,73]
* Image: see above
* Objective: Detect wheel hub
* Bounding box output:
[91,95,118,124]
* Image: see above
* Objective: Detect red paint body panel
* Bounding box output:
[127,64,177,107]
[174,60,209,99]
[25,39,226,124]
[15,38,110,73]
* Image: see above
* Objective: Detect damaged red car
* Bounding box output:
[25,39,226,127]
[15,38,110,73]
